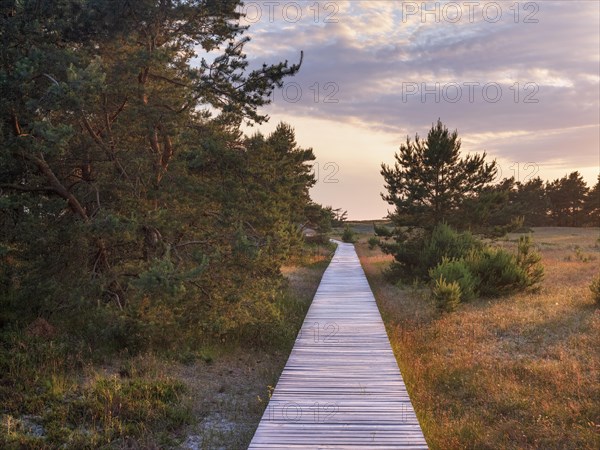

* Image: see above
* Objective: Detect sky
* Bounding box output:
[235,0,600,220]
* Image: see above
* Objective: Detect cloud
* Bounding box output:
[234,1,599,217]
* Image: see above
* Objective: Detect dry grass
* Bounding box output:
[0,349,193,449]
[176,348,288,449]
[0,253,331,450]
[177,256,331,449]
[356,227,600,450]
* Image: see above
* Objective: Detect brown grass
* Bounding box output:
[178,256,331,449]
[356,227,600,450]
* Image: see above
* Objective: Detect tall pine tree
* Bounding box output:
[546,172,589,226]
[381,119,497,230]
[0,0,316,346]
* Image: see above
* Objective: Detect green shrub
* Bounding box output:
[431,276,462,313]
[429,258,478,301]
[373,223,393,237]
[466,247,526,297]
[386,223,544,308]
[368,236,380,250]
[304,233,330,246]
[516,235,544,289]
[341,225,356,243]
[384,223,481,281]
[422,223,482,274]
[590,273,600,305]
[383,231,428,279]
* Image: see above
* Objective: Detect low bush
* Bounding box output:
[429,258,478,301]
[422,223,482,271]
[516,235,544,289]
[382,224,545,310]
[384,223,482,281]
[465,247,524,297]
[464,234,544,297]
[341,225,357,243]
[431,277,461,313]
[368,236,380,250]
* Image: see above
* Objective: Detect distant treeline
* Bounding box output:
[487,172,599,228]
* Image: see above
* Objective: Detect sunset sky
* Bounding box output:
[237,1,600,220]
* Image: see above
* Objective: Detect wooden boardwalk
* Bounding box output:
[248,242,428,449]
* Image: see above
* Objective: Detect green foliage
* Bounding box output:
[341,224,357,243]
[330,208,348,227]
[374,223,393,238]
[304,203,334,234]
[0,2,335,446]
[377,121,549,301]
[583,176,600,226]
[422,223,482,271]
[368,236,380,250]
[516,235,544,288]
[460,178,521,235]
[465,247,523,297]
[431,277,462,313]
[0,332,190,448]
[481,172,596,229]
[515,177,551,226]
[384,223,481,281]
[0,1,330,353]
[589,273,600,305]
[465,237,543,298]
[381,124,597,233]
[381,119,497,230]
[429,258,477,302]
[383,225,546,307]
[546,172,589,226]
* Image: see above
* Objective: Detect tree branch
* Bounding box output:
[81,116,130,181]
[148,72,188,87]
[18,152,89,221]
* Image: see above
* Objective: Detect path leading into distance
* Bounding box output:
[248,241,428,449]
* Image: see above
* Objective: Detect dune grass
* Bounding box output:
[354,226,599,450]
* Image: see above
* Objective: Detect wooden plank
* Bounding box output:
[248,242,428,449]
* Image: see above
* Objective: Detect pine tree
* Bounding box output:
[583,175,600,226]
[546,172,589,226]
[381,119,497,230]
[0,1,314,346]
[515,177,551,226]
[379,120,498,281]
